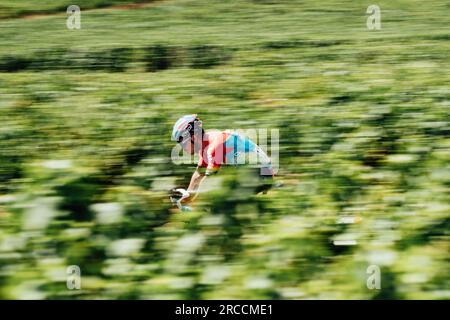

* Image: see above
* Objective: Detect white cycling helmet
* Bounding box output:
[171,114,202,142]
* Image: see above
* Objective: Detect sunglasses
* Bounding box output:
[177,132,192,145]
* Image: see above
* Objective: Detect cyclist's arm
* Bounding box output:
[185,140,222,202]
[188,167,206,192]
[185,164,220,202]
[185,167,206,202]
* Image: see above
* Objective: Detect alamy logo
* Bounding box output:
[366,5,381,30]
[171,128,279,175]
[366,265,381,290]
[66,5,81,30]
[66,265,81,290]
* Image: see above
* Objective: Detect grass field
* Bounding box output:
[0,0,449,299]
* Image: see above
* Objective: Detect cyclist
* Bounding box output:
[170,114,274,210]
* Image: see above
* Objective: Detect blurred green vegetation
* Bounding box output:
[0,0,449,299]
[0,0,154,19]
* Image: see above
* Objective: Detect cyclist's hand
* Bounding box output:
[170,188,190,202]
[169,188,191,211]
